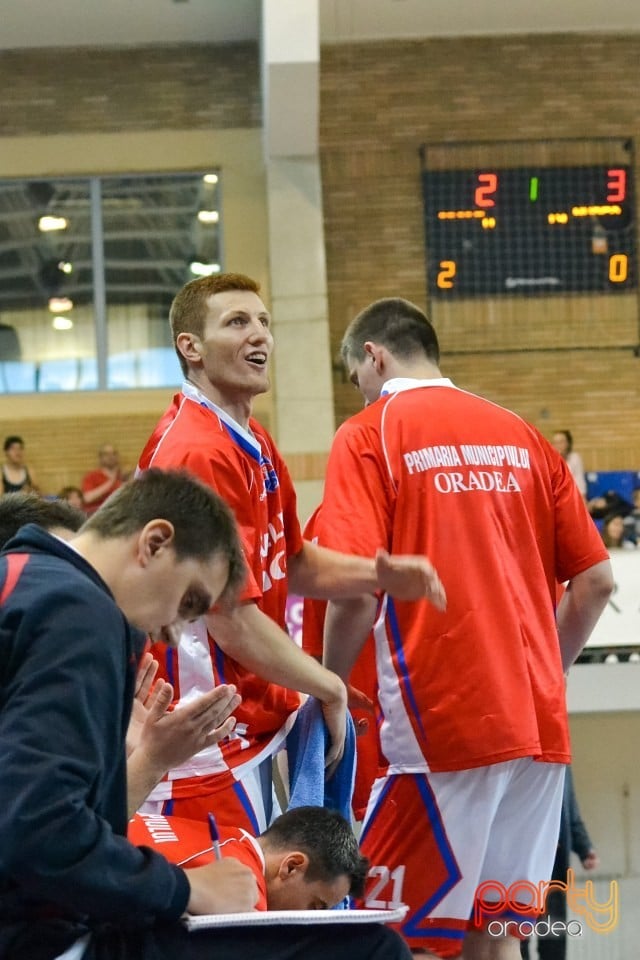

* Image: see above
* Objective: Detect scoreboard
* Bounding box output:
[422,165,636,297]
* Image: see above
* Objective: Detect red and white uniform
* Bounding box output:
[318,378,607,773]
[137,382,303,832]
[317,377,608,956]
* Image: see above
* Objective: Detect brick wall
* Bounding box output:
[0,42,260,136]
[320,33,640,470]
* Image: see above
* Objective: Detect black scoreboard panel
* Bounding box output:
[422,165,636,298]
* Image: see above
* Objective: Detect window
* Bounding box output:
[0,171,222,393]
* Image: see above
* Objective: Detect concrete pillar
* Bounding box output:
[261,0,334,520]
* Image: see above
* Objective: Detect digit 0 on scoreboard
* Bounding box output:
[609,254,628,282]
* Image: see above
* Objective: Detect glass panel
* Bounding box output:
[0,360,37,393]
[103,172,221,389]
[0,170,222,393]
[0,177,95,393]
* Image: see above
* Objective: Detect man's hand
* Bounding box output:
[134,681,241,774]
[375,549,446,608]
[321,680,349,778]
[126,652,242,814]
[347,683,375,714]
[582,850,600,870]
[127,652,163,756]
[186,858,259,915]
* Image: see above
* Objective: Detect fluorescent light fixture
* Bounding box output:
[197,210,219,224]
[52,315,74,331]
[38,215,68,232]
[189,262,221,277]
[203,173,219,184]
[48,296,73,312]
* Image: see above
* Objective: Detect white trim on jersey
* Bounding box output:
[373,595,429,772]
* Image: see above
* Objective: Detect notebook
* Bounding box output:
[183,905,408,930]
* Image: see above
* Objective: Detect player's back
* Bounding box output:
[321,380,606,770]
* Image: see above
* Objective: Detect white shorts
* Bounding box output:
[359,758,565,957]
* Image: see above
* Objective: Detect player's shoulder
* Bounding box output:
[448,385,544,434]
[156,397,229,449]
[332,398,388,447]
[249,415,276,444]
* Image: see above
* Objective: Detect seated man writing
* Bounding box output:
[130,805,368,912]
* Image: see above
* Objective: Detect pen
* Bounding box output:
[208,812,222,861]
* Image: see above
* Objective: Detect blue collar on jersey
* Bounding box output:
[181,381,279,492]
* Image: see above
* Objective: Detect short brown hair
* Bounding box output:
[0,492,85,548]
[341,297,440,366]
[261,806,369,899]
[84,468,246,606]
[170,273,260,376]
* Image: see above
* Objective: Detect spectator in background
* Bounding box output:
[601,512,636,550]
[587,489,634,521]
[521,766,599,960]
[58,485,86,512]
[551,430,586,498]
[2,436,39,495]
[623,486,640,545]
[81,443,128,515]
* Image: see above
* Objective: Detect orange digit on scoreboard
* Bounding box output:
[437,260,456,289]
[474,173,498,208]
[606,168,626,203]
[608,253,628,282]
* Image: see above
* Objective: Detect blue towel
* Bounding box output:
[286,696,356,822]
[286,697,358,910]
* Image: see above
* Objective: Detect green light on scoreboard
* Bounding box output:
[529,177,539,202]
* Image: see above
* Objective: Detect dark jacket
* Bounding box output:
[0,525,189,953]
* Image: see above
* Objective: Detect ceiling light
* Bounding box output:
[190,261,221,277]
[197,210,219,224]
[48,296,73,312]
[58,261,73,274]
[38,215,68,232]
[203,173,219,184]
[52,315,74,331]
